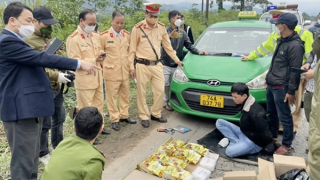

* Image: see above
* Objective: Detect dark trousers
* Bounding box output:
[3,118,42,180]
[40,89,65,157]
[267,85,294,147]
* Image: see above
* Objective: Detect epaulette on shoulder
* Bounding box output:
[69,31,78,38]
[135,22,143,28]
[157,21,165,26]
[123,29,130,35]
[100,30,108,36]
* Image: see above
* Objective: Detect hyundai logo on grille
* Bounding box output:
[207,80,221,86]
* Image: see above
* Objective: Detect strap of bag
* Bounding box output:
[60,83,69,94]
[139,26,159,61]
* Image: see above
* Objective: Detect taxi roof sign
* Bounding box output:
[238,11,257,20]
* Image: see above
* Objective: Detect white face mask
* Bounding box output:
[82,21,96,33]
[318,19,320,24]
[15,18,34,38]
[275,25,283,35]
[181,20,185,25]
[174,19,182,27]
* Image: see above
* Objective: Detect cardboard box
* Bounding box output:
[258,158,276,180]
[273,154,306,177]
[224,171,256,180]
[124,157,206,180]
[215,158,275,180]
[123,170,162,180]
[306,165,310,174]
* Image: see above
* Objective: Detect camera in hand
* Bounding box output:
[65,71,75,87]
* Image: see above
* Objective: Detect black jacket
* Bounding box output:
[160,26,199,67]
[183,24,194,44]
[266,32,305,95]
[240,95,273,148]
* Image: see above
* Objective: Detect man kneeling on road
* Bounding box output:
[41,107,106,179]
[216,83,274,158]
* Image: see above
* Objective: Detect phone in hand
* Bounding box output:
[100,52,110,56]
[291,67,307,74]
[45,37,64,54]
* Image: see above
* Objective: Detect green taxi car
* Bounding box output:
[169,15,274,122]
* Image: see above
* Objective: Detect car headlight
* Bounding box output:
[173,66,189,83]
[246,70,268,89]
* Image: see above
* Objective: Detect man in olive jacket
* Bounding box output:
[308,32,320,180]
[24,6,70,165]
[41,107,106,180]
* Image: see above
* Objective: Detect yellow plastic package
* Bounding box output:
[162,166,192,180]
[168,139,185,148]
[152,152,170,166]
[157,144,176,156]
[138,158,165,177]
[173,149,201,164]
[167,157,188,169]
[184,143,208,156]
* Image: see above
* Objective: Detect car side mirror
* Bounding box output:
[304,20,312,26]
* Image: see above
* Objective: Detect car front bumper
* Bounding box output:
[169,79,267,122]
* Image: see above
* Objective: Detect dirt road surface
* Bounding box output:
[98,110,309,180]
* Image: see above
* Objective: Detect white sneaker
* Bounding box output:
[39,154,51,166]
[218,138,230,148]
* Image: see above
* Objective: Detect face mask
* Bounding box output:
[40,26,53,36]
[318,19,320,24]
[82,21,96,33]
[275,25,283,35]
[146,17,158,25]
[15,19,34,38]
[181,20,185,25]
[174,19,182,27]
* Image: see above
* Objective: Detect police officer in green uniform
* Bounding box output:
[41,107,106,179]
[24,6,70,165]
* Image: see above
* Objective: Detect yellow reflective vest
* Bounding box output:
[247,26,314,63]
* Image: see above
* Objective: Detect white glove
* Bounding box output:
[57,73,71,83]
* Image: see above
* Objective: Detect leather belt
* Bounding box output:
[272,85,285,89]
[136,59,159,66]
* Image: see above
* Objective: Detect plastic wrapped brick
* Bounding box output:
[192,166,211,180]
[199,157,217,171]
[162,166,192,180]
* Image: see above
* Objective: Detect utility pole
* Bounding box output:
[241,0,244,11]
[202,0,204,12]
[205,0,209,26]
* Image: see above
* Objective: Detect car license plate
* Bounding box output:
[200,94,224,108]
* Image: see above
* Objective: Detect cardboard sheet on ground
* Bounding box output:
[197,129,273,165]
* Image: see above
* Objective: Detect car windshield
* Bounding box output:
[195,27,271,55]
